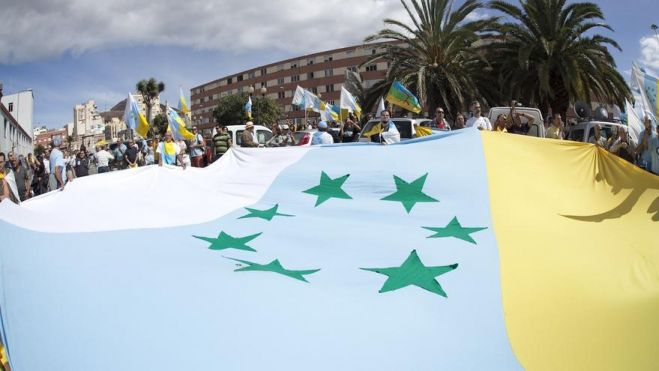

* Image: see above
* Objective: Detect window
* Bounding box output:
[347,66,358,73]
[307,72,315,79]
[324,55,333,62]
[365,65,377,72]
[325,84,335,92]
[308,59,314,65]
[248,71,256,79]
[292,75,300,82]
[372,49,377,55]
[290,63,298,69]
[277,77,285,85]
[260,68,267,76]
[278,91,285,99]
[8,103,13,112]
[347,50,354,57]
[260,81,267,88]
[324,68,333,77]
[311,87,318,94]
[227,77,233,84]
[237,75,244,82]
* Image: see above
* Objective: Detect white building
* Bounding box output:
[73,100,104,137]
[33,125,48,137]
[1,102,32,157]
[65,122,74,136]
[1,89,34,144]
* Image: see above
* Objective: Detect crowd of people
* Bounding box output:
[1,101,657,204]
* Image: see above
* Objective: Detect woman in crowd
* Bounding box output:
[340,113,362,143]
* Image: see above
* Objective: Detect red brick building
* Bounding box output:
[34,128,66,147]
[190,43,388,131]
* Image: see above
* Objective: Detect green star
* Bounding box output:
[361,250,457,297]
[193,231,262,252]
[381,173,438,213]
[303,171,352,207]
[423,217,487,244]
[238,204,294,221]
[224,256,321,282]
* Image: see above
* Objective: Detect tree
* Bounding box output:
[213,93,282,127]
[136,78,165,132]
[343,69,391,116]
[364,0,497,117]
[34,144,45,157]
[489,0,632,117]
[151,114,169,138]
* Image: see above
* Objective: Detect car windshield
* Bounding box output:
[236,129,273,145]
[361,120,413,139]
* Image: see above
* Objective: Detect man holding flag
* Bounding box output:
[379,110,400,144]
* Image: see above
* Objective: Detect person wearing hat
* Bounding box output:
[266,124,296,147]
[311,121,334,145]
[240,121,260,148]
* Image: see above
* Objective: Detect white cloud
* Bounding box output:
[0,0,413,64]
[464,10,491,22]
[639,35,659,76]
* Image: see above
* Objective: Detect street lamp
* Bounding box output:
[257,86,267,125]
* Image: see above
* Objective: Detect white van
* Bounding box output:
[565,121,626,143]
[487,107,545,138]
[225,125,273,147]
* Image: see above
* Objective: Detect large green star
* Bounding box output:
[238,204,294,221]
[423,217,487,244]
[303,171,352,207]
[193,231,262,252]
[224,256,321,282]
[361,250,457,297]
[381,173,438,213]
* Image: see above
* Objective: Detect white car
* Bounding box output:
[225,125,273,147]
[565,121,626,144]
[487,107,545,138]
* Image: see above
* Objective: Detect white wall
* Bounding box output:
[1,90,34,141]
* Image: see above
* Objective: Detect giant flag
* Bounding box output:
[124,93,150,138]
[0,130,658,370]
[631,62,659,121]
[386,80,422,113]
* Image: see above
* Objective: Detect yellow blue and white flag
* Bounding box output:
[303,90,321,112]
[178,87,190,115]
[245,96,253,119]
[340,86,362,118]
[124,93,150,138]
[320,101,339,122]
[292,86,306,107]
[166,105,195,141]
[1,130,658,370]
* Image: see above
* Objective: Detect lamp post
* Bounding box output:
[258,86,267,126]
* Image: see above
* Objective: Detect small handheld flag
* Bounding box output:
[124,93,150,138]
[386,81,422,114]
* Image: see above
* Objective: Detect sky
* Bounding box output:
[0,0,658,129]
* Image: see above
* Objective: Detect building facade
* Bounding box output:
[0,87,33,157]
[34,128,66,149]
[73,100,104,137]
[1,89,34,143]
[190,44,388,130]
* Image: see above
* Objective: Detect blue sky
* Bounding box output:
[0,0,657,129]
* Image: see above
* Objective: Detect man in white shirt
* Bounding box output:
[311,121,334,145]
[379,110,400,144]
[95,145,114,173]
[466,101,492,130]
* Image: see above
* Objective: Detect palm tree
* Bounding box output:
[136,78,165,130]
[343,69,391,116]
[489,0,632,117]
[363,0,497,117]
